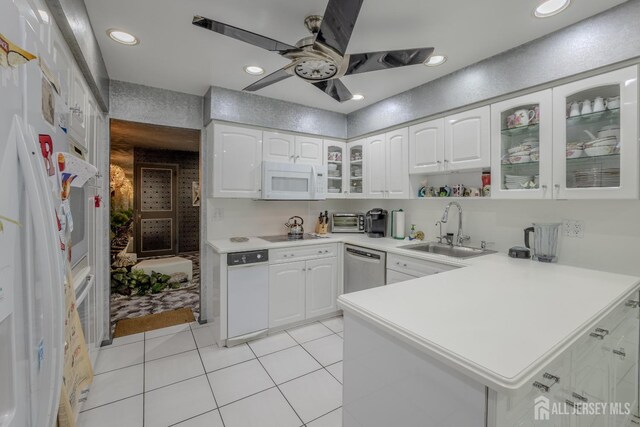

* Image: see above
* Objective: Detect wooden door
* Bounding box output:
[135,163,178,257]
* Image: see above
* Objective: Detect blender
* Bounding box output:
[524,223,561,263]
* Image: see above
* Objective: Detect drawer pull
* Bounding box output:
[565,400,576,408]
[318,250,323,254]
[533,372,560,393]
[590,332,606,340]
[594,328,609,336]
[403,263,407,267]
[325,250,329,253]
[284,255,288,258]
[572,392,588,402]
[626,300,640,308]
[613,348,626,359]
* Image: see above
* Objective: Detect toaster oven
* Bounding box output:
[331,213,365,233]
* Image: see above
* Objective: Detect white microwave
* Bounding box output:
[262,161,327,200]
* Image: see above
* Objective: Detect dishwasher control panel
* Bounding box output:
[227,250,269,266]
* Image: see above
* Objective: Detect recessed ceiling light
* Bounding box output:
[351,94,365,101]
[107,29,139,46]
[424,55,447,67]
[534,0,571,18]
[244,65,265,75]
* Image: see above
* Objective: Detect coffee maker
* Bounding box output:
[365,208,388,238]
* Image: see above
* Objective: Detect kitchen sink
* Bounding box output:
[399,242,496,259]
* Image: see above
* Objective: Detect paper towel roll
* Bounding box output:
[392,210,405,239]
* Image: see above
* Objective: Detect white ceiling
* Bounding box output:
[85,0,627,114]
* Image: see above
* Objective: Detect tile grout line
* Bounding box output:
[79,392,145,414]
[247,341,306,427]
[142,332,146,427]
[190,325,226,427]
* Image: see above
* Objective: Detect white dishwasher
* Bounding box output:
[227,250,269,346]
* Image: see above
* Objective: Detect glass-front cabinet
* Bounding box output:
[347,140,365,198]
[324,139,346,199]
[552,65,638,199]
[491,89,553,199]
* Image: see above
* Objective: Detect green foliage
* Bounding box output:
[110,267,172,296]
[110,208,134,232]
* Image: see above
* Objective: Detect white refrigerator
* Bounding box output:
[0,2,74,426]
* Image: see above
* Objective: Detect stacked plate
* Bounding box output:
[505,174,533,190]
[574,168,620,188]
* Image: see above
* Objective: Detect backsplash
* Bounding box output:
[207,197,640,276]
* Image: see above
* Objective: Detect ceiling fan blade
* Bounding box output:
[243,68,292,92]
[193,15,296,52]
[311,78,353,102]
[315,0,364,56]
[345,47,435,75]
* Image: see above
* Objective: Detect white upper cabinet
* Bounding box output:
[325,139,347,198]
[409,119,445,174]
[263,131,295,163]
[364,130,409,198]
[385,128,410,199]
[263,131,323,165]
[212,123,263,198]
[346,140,365,198]
[552,65,638,200]
[491,89,553,200]
[444,106,491,171]
[295,136,324,165]
[364,133,387,198]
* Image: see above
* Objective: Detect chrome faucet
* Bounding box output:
[440,201,470,246]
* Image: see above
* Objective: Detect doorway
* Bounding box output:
[135,162,178,258]
[109,119,201,335]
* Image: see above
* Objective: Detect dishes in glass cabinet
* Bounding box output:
[574,168,620,188]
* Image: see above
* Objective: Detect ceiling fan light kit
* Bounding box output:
[192,0,434,102]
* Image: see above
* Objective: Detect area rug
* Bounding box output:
[113,307,195,337]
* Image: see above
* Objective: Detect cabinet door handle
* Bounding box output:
[595,328,609,335]
[590,332,606,340]
[613,348,626,359]
[318,250,323,254]
[532,372,560,393]
[626,300,640,308]
[572,392,588,402]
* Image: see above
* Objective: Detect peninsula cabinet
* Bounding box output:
[210,123,263,198]
[342,293,640,427]
[552,65,639,200]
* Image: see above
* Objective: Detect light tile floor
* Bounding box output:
[78,316,344,427]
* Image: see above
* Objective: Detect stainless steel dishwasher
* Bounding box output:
[344,245,386,294]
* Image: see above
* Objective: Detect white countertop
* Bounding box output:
[207,234,640,393]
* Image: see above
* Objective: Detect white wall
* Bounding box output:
[207,197,640,277]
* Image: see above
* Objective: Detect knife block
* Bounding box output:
[315,221,328,235]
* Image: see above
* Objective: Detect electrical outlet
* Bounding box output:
[213,207,224,221]
[562,219,584,238]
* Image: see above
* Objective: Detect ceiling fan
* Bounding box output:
[192,0,434,102]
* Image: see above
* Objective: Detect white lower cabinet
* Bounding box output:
[491,294,640,427]
[305,257,338,318]
[269,254,339,329]
[386,253,458,285]
[269,261,306,328]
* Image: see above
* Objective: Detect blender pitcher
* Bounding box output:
[524,223,561,263]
